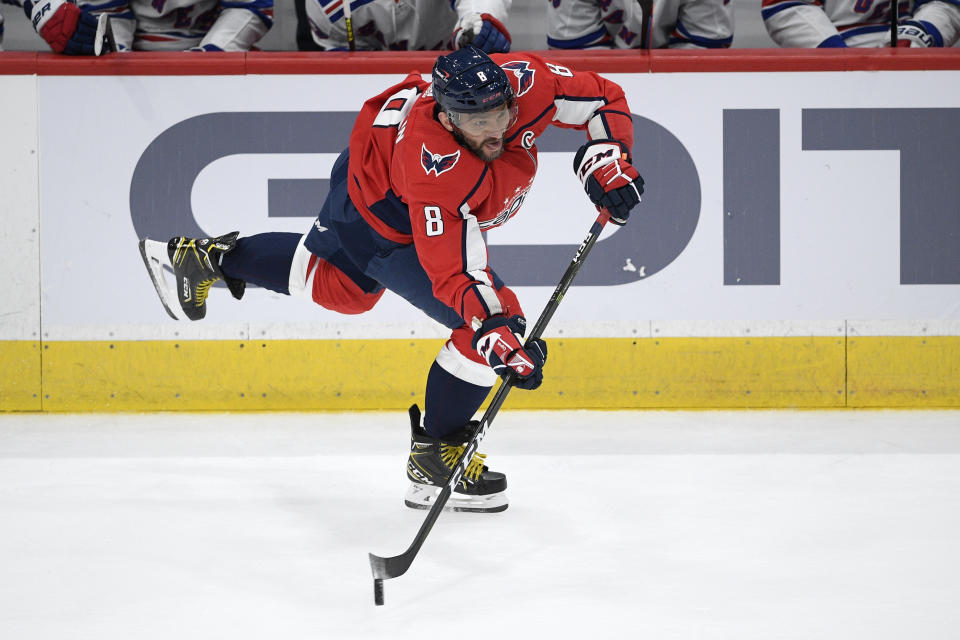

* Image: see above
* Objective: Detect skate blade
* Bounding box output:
[138,238,181,321]
[404,482,508,514]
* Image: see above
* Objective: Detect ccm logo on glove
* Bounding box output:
[573,139,645,226]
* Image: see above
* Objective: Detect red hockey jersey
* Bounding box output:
[347,52,635,328]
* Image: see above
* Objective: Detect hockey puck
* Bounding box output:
[373,578,384,606]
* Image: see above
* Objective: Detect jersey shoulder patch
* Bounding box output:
[500,60,536,97]
[421,144,461,177]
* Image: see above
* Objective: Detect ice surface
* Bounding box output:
[1,410,959,639]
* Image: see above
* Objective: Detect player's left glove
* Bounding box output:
[22,0,109,55]
[573,139,644,225]
[451,12,511,53]
[895,20,940,47]
[472,315,547,390]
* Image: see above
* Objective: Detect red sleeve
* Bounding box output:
[495,52,635,157]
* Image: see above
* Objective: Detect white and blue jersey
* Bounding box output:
[304,0,509,50]
[3,0,272,51]
[762,0,960,47]
[109,0,273,50]
[546,0,734,49]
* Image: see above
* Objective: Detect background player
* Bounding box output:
[2,0,272,53]
[139,47,644,512]
[302,0,512,52]
[2,0,109,54]
[546,0,734,50]
[762,0,960,47]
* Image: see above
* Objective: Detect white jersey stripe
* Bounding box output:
[587,113,611,140]
[553,97,607,126]
[435,340,499,387]
[462,216,487,275]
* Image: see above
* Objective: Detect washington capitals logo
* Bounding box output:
[500,61,535,98]
[421,144,460,177]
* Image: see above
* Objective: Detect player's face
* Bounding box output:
[441,103,517,162]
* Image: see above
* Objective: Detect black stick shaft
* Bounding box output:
[637,0,654,50]
[368,209,612,585]
[891,0,899,47]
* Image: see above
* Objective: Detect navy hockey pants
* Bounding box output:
[221,149,497,436]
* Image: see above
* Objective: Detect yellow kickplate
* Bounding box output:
[848,336,960,407]
[39,339,441,412]
[36,336,852,411]
[506,336,847,409]
[22,336,960,412]
[0,341,42,411]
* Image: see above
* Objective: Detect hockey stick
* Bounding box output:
[343,0,356,51]
[637,0,653,50]
[368,208,613,605]
[890,0,899,46]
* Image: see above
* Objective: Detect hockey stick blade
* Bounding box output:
[366,208,612,599]
[138,239,181,320]
[368,482,454,580]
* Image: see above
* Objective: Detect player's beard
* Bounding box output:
[451,128,504,163]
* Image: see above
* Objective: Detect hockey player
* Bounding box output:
[302,0,512,52]
[546,0,734,49]
[762,0,960,47]
[139,47,644,512]
[3,0,272,53]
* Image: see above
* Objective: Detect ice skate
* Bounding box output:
[404,405,508,513]
[138,232,245,321]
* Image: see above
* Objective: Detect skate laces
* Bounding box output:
[440,443,486,481]
[189,242,222,307]
[194,276,221,306]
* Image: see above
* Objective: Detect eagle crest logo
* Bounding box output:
[500,61,535,97]
[421,144,461,177]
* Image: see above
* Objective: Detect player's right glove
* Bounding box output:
[895,20,939,47]
[451,12,511,53]
[573,139,644,225]
[472,315,547,390]
[22,0,109,55]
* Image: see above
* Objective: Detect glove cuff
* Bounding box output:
[898,20,941,47]
[479,12,511,44]
[28,0,71,34]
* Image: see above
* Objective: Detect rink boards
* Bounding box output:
[1,50,959,411]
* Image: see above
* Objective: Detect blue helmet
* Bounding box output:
[432,46,514,115]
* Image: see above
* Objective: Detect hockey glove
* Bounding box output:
[472,315,547,390]
[573,139,644,226]
[896,21,940,47]
[452,13,511,53]
[23,0,108,55]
